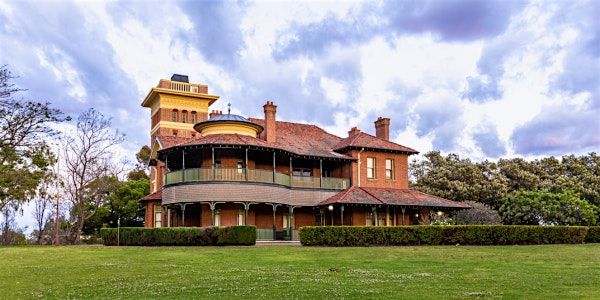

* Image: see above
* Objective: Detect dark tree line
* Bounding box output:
[411,151,600,225]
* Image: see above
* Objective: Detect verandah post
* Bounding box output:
[212,147,215,180]
[180,203,187,227]
[272,152,276,183]
[272,204,277,240]
[182,150,186,182]
[245,148,249,181]
[319,159,323,188]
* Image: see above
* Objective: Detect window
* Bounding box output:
[366,211,375,226]
[385,159,394,180]
[283,213,292,229]
[172,110,178,122]
[367,157,375,179]
[191,112,197,123]
[292,168,311,177]
[181,110,187,123]
[238,209,245,225]
[237,161,244,174]
[154,205,162,228]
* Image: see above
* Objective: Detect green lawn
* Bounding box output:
[1,244,599,299]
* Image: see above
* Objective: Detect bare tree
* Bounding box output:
[31,171,60,244]
[62,109,124,244]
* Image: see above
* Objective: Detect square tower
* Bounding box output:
[141,74,220,141]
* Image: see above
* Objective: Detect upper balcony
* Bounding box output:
[157,79,208,94]
[164,168,350,190]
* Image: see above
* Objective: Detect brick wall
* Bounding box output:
[294,207,316,227]
[347,149,409,189]
[144,201,161,227]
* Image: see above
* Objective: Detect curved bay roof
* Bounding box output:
[207,113,253,122]
[193,113,264,134]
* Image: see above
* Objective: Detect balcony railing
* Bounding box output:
[158,79,206,94]
[164,168,350,190]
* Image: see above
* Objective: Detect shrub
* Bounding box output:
[586,227,600,243]
[216,226,256,245]
[299,225,589,246]
[454,201,502,225]
[99,226,256,246]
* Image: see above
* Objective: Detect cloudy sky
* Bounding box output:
[1,0,599,163]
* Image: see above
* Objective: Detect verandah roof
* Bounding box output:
[319,186,470,209]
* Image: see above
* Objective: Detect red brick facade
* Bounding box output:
[140,75,468,238]
[347,149,409,189]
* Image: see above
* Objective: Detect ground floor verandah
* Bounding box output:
[145,201,451,240]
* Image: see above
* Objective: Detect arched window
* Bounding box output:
[191,111,197,123]
[182,110,188,123]
[172,109,178,122]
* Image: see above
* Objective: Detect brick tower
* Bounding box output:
[141,74,220,141]
[141,74,220,194]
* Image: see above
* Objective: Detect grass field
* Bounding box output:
[1,244,599,299]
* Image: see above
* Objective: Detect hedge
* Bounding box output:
[586,227,600,243]
[99,226,256,246]
[299,225,589,246]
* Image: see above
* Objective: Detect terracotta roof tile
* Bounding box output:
[249,118,350,158]
[319,186,383,205]
[319,186,470,209]
[178,133,270,147]
[333,131,418,154]
[141,189,162,201]
[156,136,193,148]
[157,119,418,158]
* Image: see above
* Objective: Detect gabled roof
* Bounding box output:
[333,131,418,154]
[319,186,470,209]
[140,189,162,202]
[320,186,383,205]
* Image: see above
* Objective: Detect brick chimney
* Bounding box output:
[348,126,361,137]
[263,101,277,143]
[209,110,222,119]
[374,117,390,140]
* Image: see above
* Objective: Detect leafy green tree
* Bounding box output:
[0,66,65,212]
[135,145,151,167]
[83,178,148,234]
[125,145,151,181]
[411,151,509,209]
[499,190,598,226]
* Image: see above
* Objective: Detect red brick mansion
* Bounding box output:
[140,75,469,240]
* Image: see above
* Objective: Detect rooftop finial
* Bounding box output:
[227,102,231,114]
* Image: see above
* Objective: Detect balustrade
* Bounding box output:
[164,168,350,190]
